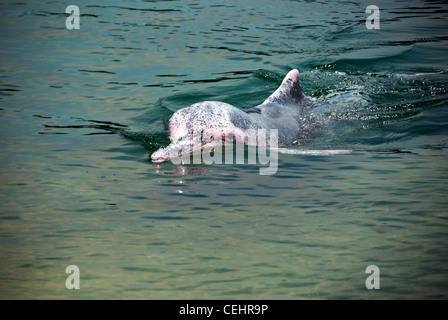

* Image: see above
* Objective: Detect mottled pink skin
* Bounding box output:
[151,69,315,163]
[151,102,250,162]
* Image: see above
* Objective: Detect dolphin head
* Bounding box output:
[151,127,201,164]
[151,102,224,163]
[150,139,190,163]
[151,129,219,163]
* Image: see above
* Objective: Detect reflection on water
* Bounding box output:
[0,0,447,299]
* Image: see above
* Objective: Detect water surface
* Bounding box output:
[0,0,447,299]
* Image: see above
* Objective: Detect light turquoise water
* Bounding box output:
[0,0,447,299]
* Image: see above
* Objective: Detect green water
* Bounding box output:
[0,0,447,299]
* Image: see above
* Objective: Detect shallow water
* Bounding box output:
[0,0,447,299]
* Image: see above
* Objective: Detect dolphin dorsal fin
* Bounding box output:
[262,69,304,105]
